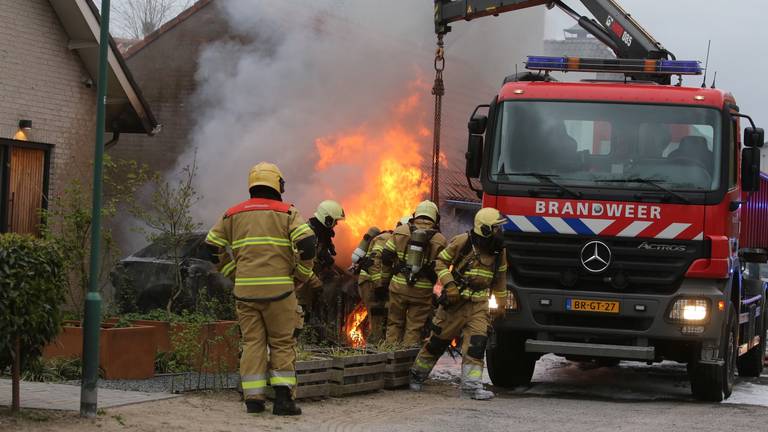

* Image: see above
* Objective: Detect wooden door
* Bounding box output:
[8,147,45,235]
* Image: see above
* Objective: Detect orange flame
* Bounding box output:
[313,80,433,258]
[345,302,368,348]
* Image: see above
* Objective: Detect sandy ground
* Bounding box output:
[6,354,768,432]
[4,383,768,432]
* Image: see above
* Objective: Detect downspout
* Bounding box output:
[105,129,121,150]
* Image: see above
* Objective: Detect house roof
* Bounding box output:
[49,0,159,135]
[440,169,482,205]
[122,0,214,59]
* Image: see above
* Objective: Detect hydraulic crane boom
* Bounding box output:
[434,0,672,61]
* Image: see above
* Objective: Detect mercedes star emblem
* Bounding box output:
[580,241,612,273]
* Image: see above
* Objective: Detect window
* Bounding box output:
[490,101,722,192]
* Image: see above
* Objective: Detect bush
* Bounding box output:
[0,234,66,411]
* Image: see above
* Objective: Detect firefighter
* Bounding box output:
[409,207,508,400]
[206,162,316,416]
[353,216,413,343]
[295,200,345,333]
[382,201,447,347]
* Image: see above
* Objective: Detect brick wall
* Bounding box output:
[0,0,98,202]
[109,1,228,175]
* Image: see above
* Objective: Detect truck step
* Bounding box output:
[525,339,655,361]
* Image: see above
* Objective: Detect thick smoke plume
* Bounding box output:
[184,0,544,258]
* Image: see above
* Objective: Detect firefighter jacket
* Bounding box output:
[382,219,447,300]
[435,233,508,303]
[358,231,392,286]
[206,198,316,301]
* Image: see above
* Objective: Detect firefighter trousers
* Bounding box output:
[386,292,432,347]
[411,300,490,386]
[359,281,387,344]
[236,292,298,401]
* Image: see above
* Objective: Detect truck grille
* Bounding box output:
[505,233,709,294]
[533,312,653,331]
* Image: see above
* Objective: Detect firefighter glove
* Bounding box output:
[444,282,461,305]
[490,305,505,320]
[308,276,324,290]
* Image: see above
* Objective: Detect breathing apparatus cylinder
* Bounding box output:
[405,229,429,284]
[351,227,381,264]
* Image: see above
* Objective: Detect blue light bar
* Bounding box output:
[658,60,703,74]
[524,56,703,76]
[525,56,568,71]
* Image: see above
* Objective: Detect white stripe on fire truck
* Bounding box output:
[617,221,653,238]
[508,215,538,233]
[543,217,577,235]
[655,223,691,239]
[693,232,704,240]
[579,218,614,235]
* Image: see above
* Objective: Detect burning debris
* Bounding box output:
[345,302,369,348]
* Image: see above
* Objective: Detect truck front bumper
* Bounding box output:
[495,277,729,362]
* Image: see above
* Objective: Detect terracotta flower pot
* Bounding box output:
[43,322,157,380]
[104,318,172,353]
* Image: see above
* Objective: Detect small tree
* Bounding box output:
[42,157,151,314]
[130,155,203,313]
[0,234,66,413]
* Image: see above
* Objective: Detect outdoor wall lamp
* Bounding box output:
[14,119,32,141]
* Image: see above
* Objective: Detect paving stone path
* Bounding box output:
[0,379,178,411]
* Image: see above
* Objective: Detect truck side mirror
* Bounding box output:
[744,127,765,148]
[741,147,761,192]
[466,135,483,179]
[468,114,488,135]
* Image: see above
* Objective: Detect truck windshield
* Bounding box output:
[490,101,722,192]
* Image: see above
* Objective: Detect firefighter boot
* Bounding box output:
[459,364,494,401]
[272,386,302,416]
[245,400,265,414]
[409,369,428,392]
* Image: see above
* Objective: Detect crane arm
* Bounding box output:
[434,0,671,60]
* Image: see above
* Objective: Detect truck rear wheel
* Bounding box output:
[737,297,766,377]
[486,331,537,387]
[689,307,737,402]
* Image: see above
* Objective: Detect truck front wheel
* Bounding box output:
[689,307,738,402]
[486,331,537,387]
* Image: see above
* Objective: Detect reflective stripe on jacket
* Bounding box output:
[435,233,508,302]
[383,219,447,300]
[206,198,315,300]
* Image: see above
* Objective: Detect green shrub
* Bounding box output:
[0,234,66,367]
[0,233,66,400]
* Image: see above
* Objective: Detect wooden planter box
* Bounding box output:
[171,321,240,373]
[265,356,333,400]
[383,348,420,389]
[42,321,156,379]
[325,350,387,396]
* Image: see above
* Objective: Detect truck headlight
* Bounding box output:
[669,299,709,322]
[489,291,519,312]
[489,294,499,310]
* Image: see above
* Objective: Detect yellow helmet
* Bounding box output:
[397,215,411,227]
[473,207,507,237]
[315,200,346,228]
[248,162,284,194]
[413,200,439,223]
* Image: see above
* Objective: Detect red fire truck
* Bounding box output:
[435,0,768,401]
